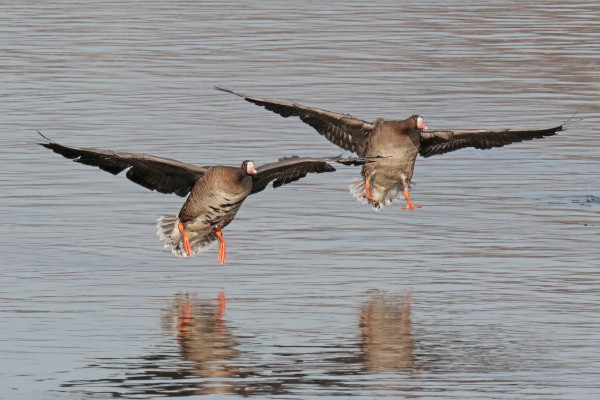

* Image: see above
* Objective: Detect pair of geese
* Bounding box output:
[40,87,564,263]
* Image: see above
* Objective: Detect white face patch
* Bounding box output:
[246,161,257,174]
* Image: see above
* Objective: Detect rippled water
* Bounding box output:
[1,1,599,399]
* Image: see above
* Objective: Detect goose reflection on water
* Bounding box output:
[165,290,416,394]
[359,292,414,372]
[61,291,416,397]
[60,291,246,397]
[162,291,241,395]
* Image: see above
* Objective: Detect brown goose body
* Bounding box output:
[177,166,252,245]
[218,87,564,210]
[38,133,365,263]
[358,118,421,207]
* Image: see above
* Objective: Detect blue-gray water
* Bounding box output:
[1,1,599,399]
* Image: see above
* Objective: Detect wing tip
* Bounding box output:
[36,130,55,147]
[214,86,244,98]
[561,110,583,129]
[556,124,564,133]
[335,155,381,166]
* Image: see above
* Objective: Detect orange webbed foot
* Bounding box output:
[215,228,226,264]
[363,180,379,203]
[178,222,192,255]
[402,187,421,210]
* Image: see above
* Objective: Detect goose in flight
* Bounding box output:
[39,133,365,263]
[216,87,564,211]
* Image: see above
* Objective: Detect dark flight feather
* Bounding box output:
[216,87,375,156]
[419,125,563,158]
[250,155,338,195]
[38,133,207,197]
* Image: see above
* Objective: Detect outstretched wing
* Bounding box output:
[251,155,340,195]
[419,124,563,158]
[38,133,208,197]
[216,87,375,157]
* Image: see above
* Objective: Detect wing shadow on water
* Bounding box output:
[60,290,416,398]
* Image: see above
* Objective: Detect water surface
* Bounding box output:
[1,1,599,399]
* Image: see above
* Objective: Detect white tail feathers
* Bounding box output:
[156,215,217,257]
[349,177,401,211]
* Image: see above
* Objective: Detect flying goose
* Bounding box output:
[216,87,564,211]
[39,133,364,263]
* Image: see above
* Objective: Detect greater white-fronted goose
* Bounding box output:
[39,133,364,263]
[217,87,564,211]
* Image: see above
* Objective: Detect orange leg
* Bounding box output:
[363,179,379,203]
[178,222,192,255]
[215,227,226,264]
[402,187,422,210]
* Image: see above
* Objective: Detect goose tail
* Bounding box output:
[157,215,217,257]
